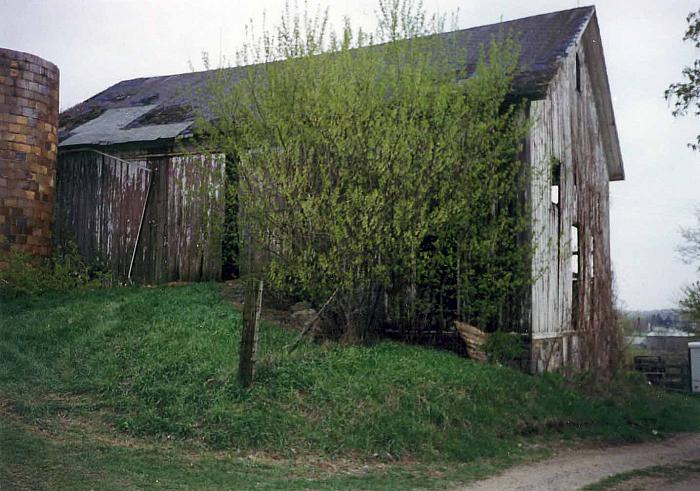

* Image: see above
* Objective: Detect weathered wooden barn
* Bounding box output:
[57,84,226,283]
[57,6,623,371]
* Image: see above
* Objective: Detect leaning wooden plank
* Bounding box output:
[454,321,489,362]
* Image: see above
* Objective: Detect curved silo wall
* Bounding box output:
[0,48,59,258]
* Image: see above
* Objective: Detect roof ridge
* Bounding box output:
[104,6,596,87]
[60,5,598,145]
[448,5,595,34]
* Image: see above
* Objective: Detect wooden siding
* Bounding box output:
[527,15,615,372]
[55,147,224,284]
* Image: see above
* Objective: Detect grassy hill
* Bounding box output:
[2,283,700,489]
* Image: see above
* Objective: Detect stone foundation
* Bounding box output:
[531,332,581,373]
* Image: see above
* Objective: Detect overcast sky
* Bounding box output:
[1,0,698,310]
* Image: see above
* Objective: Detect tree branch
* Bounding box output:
[287,287,338,353]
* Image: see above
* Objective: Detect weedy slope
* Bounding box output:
[1,284,700,489]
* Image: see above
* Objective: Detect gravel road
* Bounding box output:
[454,433,700,491]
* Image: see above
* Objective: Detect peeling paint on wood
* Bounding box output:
[527,14,617,372]
[55,147,224,284]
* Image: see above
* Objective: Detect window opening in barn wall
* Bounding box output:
[550,158,561,206]
[571,225,579,278]
[575,53,581,93]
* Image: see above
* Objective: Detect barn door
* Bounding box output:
[55,149,151,280]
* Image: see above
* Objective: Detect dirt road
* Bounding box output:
[455,433,700,491]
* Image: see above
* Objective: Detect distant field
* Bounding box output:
[2,284,700,489]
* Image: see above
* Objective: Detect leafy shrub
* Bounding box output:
[198,2,529,340]
[0,242,112,298]
[482,331,523,364]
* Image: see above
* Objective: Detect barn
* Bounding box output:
[56,6,624,372]
[56,93,226,284]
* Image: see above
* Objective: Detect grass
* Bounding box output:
[2,283,700,489]
[3,416,512,490]
[583,460,700,490]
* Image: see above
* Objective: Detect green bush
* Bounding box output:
[0,242,111,298]
[197,1,529,340]
[482,331,523,364]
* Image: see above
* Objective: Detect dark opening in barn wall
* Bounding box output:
[221,154,240,280]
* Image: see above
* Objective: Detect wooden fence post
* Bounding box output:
[238,220,263,388]
[239,274,263,387]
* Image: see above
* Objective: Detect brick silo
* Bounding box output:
[0,48,59,258]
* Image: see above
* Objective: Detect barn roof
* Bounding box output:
[59,6,595,148]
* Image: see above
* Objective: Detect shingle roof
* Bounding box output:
[58,6,594,147]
